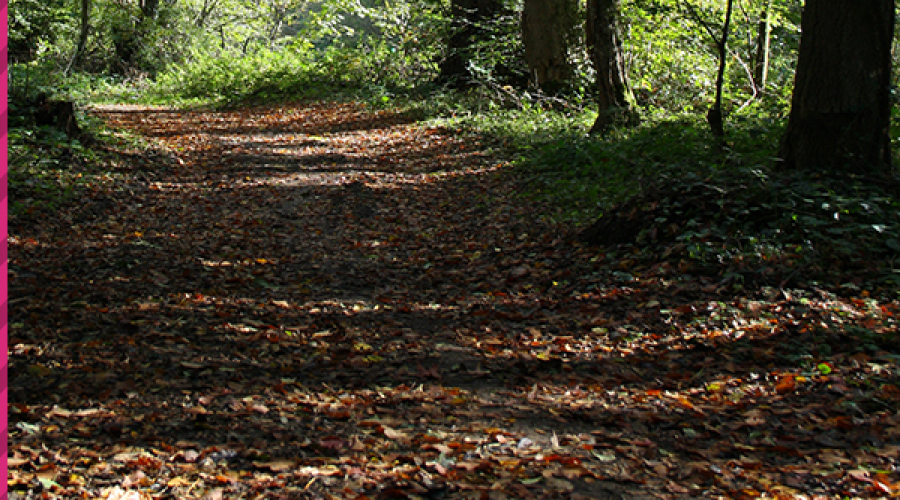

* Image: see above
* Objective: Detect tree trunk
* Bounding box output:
[778,0,894,175]
[65,0,91,76]
[438,0,502,87]
[707,0,733,139]
[267,0,287,46]
[586,0,636,134]
[112,25,139,70]
[34,95,82,138]
[521,0,577,92]
[752,0,772,93]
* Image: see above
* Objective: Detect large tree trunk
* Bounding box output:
[521,0,577,92]
[778,0,894,175]
[586,0,636,134]
[438,0,503,88]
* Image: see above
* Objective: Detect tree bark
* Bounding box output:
[586,0,636,134]
[707,0,733,139]
[521,0,577,92]
[752,0,772,93]
[65,0,91,76]
[34,95,81,138]
[778,0,894,175]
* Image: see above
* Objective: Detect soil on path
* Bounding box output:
[9,101,900,499]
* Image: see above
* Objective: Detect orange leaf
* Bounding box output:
[775,375,796,394]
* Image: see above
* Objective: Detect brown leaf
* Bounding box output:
[203,488,224,500]
[319,436,348,450]
[252,460,295,472]
[382,425,410,441]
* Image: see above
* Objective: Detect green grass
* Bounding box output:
[8,110,151,223]
[501,107,900,294]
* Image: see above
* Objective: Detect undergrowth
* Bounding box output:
[516,110,900,296]
[8,111,152,226]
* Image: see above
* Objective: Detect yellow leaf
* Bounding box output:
[167,477,192,487]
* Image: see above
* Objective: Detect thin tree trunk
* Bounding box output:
[707,0,733,139]
[268,0,285,46]
[752,0,772,93]
[65,0,91,76]
[778,0,894,174]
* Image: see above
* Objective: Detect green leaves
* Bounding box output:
[517,107,900,291]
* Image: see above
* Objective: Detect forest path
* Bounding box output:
[8,101,899,499]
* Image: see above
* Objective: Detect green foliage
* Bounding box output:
[128,0,453,103]
[91,0,201,74]
[514,105,900,291]
[522,112,729,222]
[8,0,806,123]
[9,126,101,221]
[303,0,448,89]
[439,96,591,140]
[9,61,59,110]
[9,0,72,63]
[663,167,900,289]
[624,0,799,117]
[461,5,531,90]
[154,43,316,102]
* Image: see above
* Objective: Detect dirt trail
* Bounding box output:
[9,102,899,499]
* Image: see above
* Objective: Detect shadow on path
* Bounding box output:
[8,101,899,499]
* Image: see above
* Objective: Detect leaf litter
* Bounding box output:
[8,101,900,499]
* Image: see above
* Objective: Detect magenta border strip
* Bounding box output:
[2,0,8,497]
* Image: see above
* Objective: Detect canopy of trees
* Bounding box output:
[12,0,809,113]
[17,0,893,165]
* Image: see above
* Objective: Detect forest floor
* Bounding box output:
[8,101,900,499]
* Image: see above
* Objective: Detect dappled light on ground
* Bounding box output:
[9,101,900,499]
